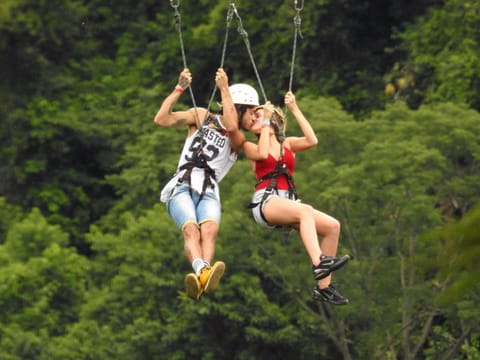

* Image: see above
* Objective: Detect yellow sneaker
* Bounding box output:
[185,273,202,300]
[199,261,225,293]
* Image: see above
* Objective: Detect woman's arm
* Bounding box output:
[283,91,318,153]
[242,128,270,161]
[242,103,274,161]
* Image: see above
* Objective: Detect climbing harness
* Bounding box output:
[175,115,219,196]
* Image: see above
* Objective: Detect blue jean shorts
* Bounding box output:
[166,184,221,230]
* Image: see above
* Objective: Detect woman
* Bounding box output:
[241,92,350,305]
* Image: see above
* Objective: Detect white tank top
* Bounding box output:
[160,114,237,202]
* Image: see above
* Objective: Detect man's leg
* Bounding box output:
[199,220,218,263]
[167,185,204,299]
[183,221,203,263]
[196,192,225,293]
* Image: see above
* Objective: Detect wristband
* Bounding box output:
[261,119,271,127]
[175,84,184,93]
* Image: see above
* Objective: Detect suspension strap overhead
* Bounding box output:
[288,0,304,92]
[169,0,201,128]
[230,3,268,103]
[204,4,236,116]
[284,0,304,121]
[170,1,238,131]
[168,2,239,200]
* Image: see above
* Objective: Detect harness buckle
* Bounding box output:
[264,187,275,195]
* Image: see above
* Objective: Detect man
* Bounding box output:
[154,68,259,299]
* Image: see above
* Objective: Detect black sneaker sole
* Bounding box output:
[314,254,350,280]
[312,288,349,305]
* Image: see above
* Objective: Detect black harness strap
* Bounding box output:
[249,145,298,211]
[177,150,216,196]
[177,118,217,200]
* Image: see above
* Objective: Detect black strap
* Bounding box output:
[178,152,216,198]
[177,118,217,200]
[249,146,298,210]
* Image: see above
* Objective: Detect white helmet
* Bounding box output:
[229,84,259,106]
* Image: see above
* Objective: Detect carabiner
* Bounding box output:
[294,0,304,12]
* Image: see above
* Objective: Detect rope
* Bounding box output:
[284,0,304,119]
[169,0,201,128]
[205,4,236,116]
[288,0,304,92]
[230,3,268,103]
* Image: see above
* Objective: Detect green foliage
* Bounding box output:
[0,0,87,105]
[0,197,21,245]
[2,208,68,262]
[388,0,480,110]
[0,208,88,359]
[434,203,480,303]
[1,0,480,358]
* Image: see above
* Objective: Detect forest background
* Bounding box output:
[1,0,479,359]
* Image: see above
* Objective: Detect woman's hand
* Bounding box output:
[261,101,274,121]
[284,91,298,111]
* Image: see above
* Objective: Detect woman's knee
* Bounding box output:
[326,217,341,237]
[300,204,315,218]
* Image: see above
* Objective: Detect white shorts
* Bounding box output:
[250,189,299,229]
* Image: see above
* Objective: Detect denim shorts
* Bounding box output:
[166,184,221,230]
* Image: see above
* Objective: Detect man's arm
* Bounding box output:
[153,68,199,128]
[215,68,236,132]
[215,68,247,150]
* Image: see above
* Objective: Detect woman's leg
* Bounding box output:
[313,209,341,257]
[312,209,341,288]
[262,197,322,264]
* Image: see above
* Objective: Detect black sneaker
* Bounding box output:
[312,284,349,305]
[312,254,350,280]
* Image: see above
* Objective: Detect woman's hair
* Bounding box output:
[271,107,286,143]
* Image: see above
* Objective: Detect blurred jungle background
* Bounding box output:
[1,0,479,358]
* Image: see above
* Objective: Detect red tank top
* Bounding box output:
[254,147,296,191]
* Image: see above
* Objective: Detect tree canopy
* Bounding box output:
[0,0,479,358]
